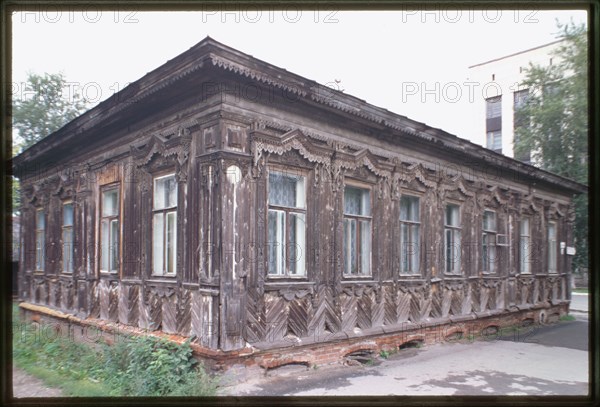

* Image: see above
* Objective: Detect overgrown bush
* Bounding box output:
[101,335,218,396]
[13,312,218,397]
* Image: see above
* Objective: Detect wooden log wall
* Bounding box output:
[17,106,577,354]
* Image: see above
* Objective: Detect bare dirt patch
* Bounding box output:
[12,366,63,398]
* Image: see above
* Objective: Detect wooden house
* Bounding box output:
[13,37,586,367]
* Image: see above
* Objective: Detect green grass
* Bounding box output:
[13,303,219,397]
[572,288,588,294]
[559,314,576,322]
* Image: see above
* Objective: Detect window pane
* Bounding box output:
[548,223,557,272]
[110,219,119,272]
[166,211,177,274]
[344,187,370,216]
[269,172,305,208]
[36,231,45,270]
[520,236,530,274]
[344,218,357,274]
[102,190,119,216]
[36,211,45,229]
[483,211,496,231]
[101,220,109,271]
[400,196,419,221]
[446,229,461,273]
[153,213,164,275]
[520,218,530,236]
[63,203,74,226]
[62,229,73,273]
[410,225,420,273]
[268,210,285,275]
[446,205,459,226]
[486,96,501,118]
[289,212,306,275]
[520,218,531,274]
[401,224,408,273]
[360,220,371,275]
[154,175,177,210]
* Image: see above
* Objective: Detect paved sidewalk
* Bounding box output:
[229,319,589,396]
[570,292,589,313]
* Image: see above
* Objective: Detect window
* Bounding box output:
[486,96,502,119]
[482,210,497,273]
[343,186,371,276]
[400,195,420,274]
[486,130,502,153]
[444,204,461,274]
[519,217,531,274]
[100,187,120,273]
[35,209,45,271]
[153,174,177,276]
[548,222,557,273]
[62,203,74,273]
[267,171,306,276]
[486,96,502,154]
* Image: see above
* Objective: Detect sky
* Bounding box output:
[12,8,587,146]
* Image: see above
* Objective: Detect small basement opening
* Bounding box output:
[398,339,424,350]
[444,331,464,342]
[344,349,375,365]
[521,318,535,327]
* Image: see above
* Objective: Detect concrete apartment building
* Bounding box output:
[467,40,565,163]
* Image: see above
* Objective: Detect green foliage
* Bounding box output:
[559,314,576,322]
[13,72,88,152]
[13,314,219,397]
[101,335,219,397]
[514,20,588,271]
[379,350,390,359]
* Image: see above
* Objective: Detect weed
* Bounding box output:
[379,350,390,359]
[13,309,219,397]
[559,314,576,322]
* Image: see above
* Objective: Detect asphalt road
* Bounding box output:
[229,316,589,396]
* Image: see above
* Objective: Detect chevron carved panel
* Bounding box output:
[356,294,372,330]
[99,280,110,320]
[108,282,119,322]
[397,290,411,323]
[288,297,311,338]
[177,288,192,335]
[309,286,340,339]
[265,293,287,342]
[340,293,358,332]
[371,291,385,328]
[383,286,397,325]
[162,293,178,334]
[245,287,266,343]
[430,287,443,319]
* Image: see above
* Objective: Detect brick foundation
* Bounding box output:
[16,301,570,374]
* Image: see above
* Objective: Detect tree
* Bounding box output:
[514,21,588,272]
[12,72,88,214]
[13,72,88,151]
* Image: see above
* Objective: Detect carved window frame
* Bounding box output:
[342,179,373,278]
[265,165,308,279]
[99,183,121,275]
